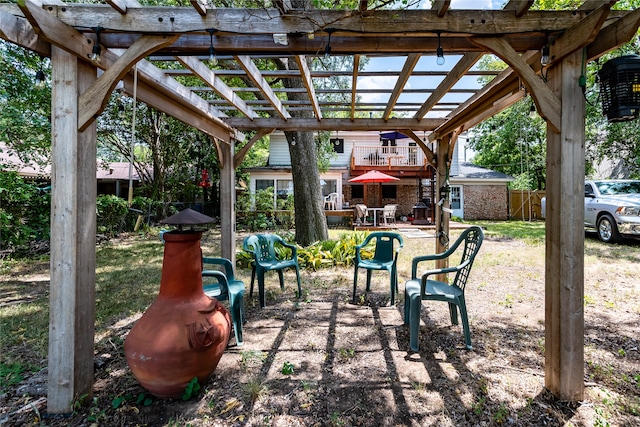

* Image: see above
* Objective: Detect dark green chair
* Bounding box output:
[243,234,301,308]
[202,257,245,346]
[353,231,404,305]
[404,226,484,351]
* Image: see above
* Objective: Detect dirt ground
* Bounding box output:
[1,231,639,426]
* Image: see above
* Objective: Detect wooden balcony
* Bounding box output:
[350,145,430,177]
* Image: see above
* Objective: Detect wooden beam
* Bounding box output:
[358,0,368,12]
[546,4,610,66]
[234,128,275,168]
[431,0,450,17]
[294,55,322,120]
[235,55,291,120]
[459,91,525,134]
[0,7,50,56]
[78,34,179,131]
[351,54,360,120]
[579,0,617,10]
[178,55,258,119]
[189,0,207,17]
[414,52,482,120]
[503,0,533,17]
[587,7,640,61]
[16,0,235,140]
[222,117,444,131]
[383,53,420,120]
[105,0,141,15]
[399,129,435,168]
[472,37,561,133]
[44,7,591,35]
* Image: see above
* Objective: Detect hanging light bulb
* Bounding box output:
[35,58,45,88]
[90,27,103,63]
[540,44,550,67]
[436,31,445,66]
[529,101,537,118]
[207,28,218,66]
[324,29,334,59]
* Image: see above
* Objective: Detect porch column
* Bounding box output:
[219,138,236,264]
[48,47,97,413]
[544,50,585,400]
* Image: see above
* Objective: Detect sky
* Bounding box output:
[355,0,507,116]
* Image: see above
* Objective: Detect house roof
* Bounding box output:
[451,162,514,184]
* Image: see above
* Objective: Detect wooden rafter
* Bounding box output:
[294,55,322,120]
[235,55,291,120]
[431,0,450,17]
[273,0,291,14]
[503,0,533,17]
[587,7,640,60]
[350,54,360,120]
[189,0,208,17]
[546,4,611,66]
[414,52,483,120]
[383,53,420,120]
[0,7,50,56]
[105,0,141,15]
[177,55,257,120]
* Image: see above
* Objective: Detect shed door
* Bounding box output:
[450,185,463,219]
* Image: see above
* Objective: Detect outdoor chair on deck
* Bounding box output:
[243,234,301,308]
[353,231,404,305]
[403,226,484,351]
[324,192,339,210]
[382,204,398,226]
[202,257,245,346]
[354,204,368,225]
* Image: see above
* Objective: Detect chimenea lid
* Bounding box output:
[160,208,214,228]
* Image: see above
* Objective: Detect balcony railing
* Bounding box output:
[351,145,426,169]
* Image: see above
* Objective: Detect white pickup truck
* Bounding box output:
[542,180,640,243]
[584,180,640,243]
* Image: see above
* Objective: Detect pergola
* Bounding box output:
[1,0,639,415]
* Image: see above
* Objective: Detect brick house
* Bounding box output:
[245,131,513,222]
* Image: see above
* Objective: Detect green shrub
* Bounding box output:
[0,172,50,252]
[96,194,129,236]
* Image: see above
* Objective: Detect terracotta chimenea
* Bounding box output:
[124,210,230,398]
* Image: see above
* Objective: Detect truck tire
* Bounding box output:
[597,214,622,243]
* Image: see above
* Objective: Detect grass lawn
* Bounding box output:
[1,221,639,426]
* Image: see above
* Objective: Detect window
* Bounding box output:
[321,179,337,196]
[351,185,364,198]
[276,180,293,199]
[450,186,461,209]
[381,185,397,199]
[330,138,344,153]
[256,179,274,191]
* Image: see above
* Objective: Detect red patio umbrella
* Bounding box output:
[349,170,399,208]
[348,170,399,184]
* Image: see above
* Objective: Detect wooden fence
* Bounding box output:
[509,190,546,221]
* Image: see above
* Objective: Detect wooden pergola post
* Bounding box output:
[48,47,97,413]
[434,136,451,263]
[219,138,236,264]
[544,50,585,401]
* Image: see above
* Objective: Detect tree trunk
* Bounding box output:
[280,57,328,246]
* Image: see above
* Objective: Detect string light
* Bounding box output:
[35,57,45,88]
[324,28,335,59]
[436,31,445,66]
[207,28,218,66]
[91,27,103,63]
[541,33,551,66]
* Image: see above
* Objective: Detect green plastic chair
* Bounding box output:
[353,231,404,305]
[404,226,484,351]
[243,234,301,308]
[202,257,245,346]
